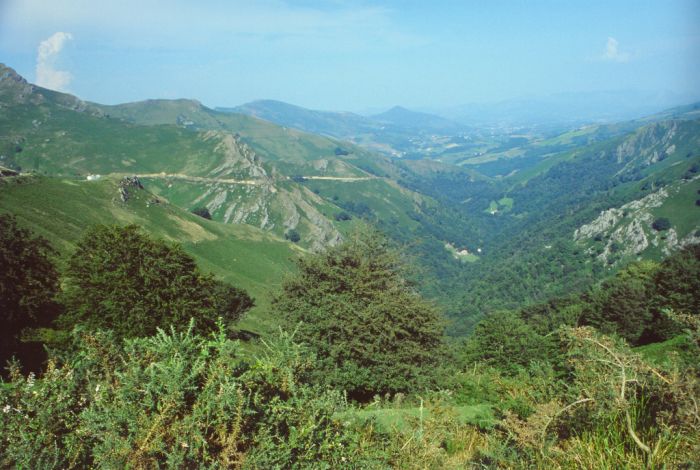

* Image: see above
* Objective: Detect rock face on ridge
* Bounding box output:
[575,177,700,265]
[149,132,343,251]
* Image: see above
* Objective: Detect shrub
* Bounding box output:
[191,206,212,219]
[284,229,301,243]
[0,324,385,468]
[463,310,552,375]
[652,217,671,231]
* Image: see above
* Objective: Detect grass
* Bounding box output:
[95,99,356,172]
[444,243,480,263]
[337,403,494,433]
[651,176,700,238]
[498,196,514,210]
[634,335,696,368]
[484,197,513,214]
[1,82,431,254]
[0,176,299,335]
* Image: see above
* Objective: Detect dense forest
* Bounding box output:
[1,212,698,468]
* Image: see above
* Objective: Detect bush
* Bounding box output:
[578,261,656,345]
[0,324,383,468]
[284,229,301,243]
[463,311,553,375]
[652,217,671,231]
[191,206,212,219]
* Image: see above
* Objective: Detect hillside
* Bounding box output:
[387,114,700,333]
[0,175,299,334]
[0,64,431,251]
[447,102,700,177]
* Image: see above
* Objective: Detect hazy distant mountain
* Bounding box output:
[223,100,472,157]
[437,90,700,129]
[219,100,382,139]
[371,106,465,133]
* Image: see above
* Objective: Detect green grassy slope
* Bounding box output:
[0,64,427,252]
[0,176,299,334]
[454,104,700,178]
[97,99,369,171]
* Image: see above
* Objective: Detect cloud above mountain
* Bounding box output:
[602,37,630,62]
[35,32,73,91]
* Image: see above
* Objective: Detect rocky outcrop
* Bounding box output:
[574,188,665,263]
[204,132,270,180]
[574,177,699,265]
[118,176,144,202]
[615,121,679,175]
[181,132,344,249]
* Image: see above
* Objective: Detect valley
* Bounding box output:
[2,62,699,336]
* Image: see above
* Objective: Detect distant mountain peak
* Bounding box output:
[371,105,465,132]
[387,105,409,112]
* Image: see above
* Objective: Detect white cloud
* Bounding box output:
[601,37,630,62]
[35,32,73,91]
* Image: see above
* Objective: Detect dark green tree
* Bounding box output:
[274,228,444,400]
[652,217,671,231]
[578,261,656,345]
[652,244,700,315]
[191,206,212,220]
[0,214,60,370]
[284,229,301,243]
[464,310,551,375]
[59,225,252,338]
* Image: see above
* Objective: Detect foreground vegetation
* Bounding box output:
[1,214,699,467]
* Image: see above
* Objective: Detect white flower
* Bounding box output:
[2,405,10,413]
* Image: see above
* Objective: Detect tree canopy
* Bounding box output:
[59,224,253,338]
[274,228,444,400]
[0,214,60,369]
[191,206,212,220]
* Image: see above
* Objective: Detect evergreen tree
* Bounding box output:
[274,228,444,400]
[59,225,252,338]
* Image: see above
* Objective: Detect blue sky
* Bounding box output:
[1,0,698,111]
